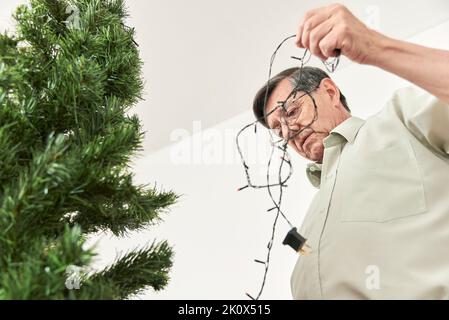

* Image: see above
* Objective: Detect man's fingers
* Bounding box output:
[296,7,320,47]
[296,4,342,50]
[296,3,373,64]
[296,23,304,48]
[318,28,341,59]
[309,19,334,60]
[299,11,331,50]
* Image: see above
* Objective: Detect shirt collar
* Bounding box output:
[305,116,365,188]
[323,116,366,148]
[306,162,323,188]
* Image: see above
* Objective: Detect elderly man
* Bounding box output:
[252,3,449,299]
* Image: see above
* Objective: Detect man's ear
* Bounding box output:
[320,78,341,106]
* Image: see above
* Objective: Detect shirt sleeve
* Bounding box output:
[388,86,449,156]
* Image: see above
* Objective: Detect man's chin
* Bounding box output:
[305,147,324,163]
[306,154,322,163]
[292,140,323,162]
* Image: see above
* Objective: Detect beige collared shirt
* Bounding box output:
[291,86,449,299]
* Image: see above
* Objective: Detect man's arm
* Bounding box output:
[370,32,449,105]
[296,3,449,105]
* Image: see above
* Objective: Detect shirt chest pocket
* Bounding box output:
[339,140,427,223]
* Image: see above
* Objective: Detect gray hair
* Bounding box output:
[252,66,350,128]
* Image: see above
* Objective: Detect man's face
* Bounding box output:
[265,78,349,163]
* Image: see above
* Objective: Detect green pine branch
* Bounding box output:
[0,0,178,299]
[77,241,173,299]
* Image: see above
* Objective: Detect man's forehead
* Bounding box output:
[268,78,293,105]
[265,79,304,124]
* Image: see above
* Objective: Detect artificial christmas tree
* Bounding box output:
[0,0,177,299]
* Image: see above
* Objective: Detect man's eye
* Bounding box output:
[287,107,300,118]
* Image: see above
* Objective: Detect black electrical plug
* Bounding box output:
[283,227,311,255]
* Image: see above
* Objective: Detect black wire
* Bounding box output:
[237,35,340,300]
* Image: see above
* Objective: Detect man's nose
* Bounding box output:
[280,118,289,141]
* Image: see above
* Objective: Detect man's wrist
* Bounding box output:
[364,29,396,67]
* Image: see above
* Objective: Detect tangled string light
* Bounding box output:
[236,34,340,300]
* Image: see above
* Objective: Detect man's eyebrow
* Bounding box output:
[287,92,307,106]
